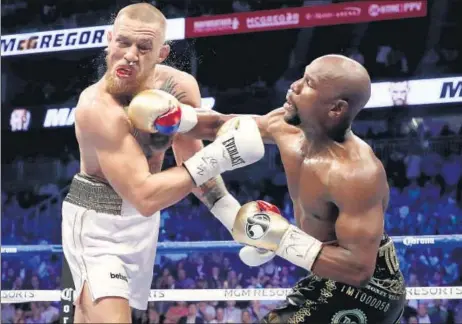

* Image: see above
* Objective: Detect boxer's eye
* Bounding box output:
[117,40,130,47]
[138,45,151,53]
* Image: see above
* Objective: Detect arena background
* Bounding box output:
[1,0,462,323]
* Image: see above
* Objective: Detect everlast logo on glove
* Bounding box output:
[110,273,128,282]
[222,137,246,167]
[246,213,270,239]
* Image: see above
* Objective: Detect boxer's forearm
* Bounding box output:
[137,166,195,216]
[311,245,374,288]
[188,111,240,141]
[192,176,228,209]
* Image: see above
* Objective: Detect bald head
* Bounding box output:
[310,54,371,119]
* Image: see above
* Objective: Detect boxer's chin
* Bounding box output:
[105,72,146,97]
[284,110,302,127]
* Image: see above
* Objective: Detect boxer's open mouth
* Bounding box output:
[116,67,132,78]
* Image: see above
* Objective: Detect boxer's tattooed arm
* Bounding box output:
[192,176,228,209]
[159,76,187,102]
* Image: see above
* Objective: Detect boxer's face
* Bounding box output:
[286,59,350,134]
[105,16,170,96]
[389,82,409,106]
[285,62,326,131]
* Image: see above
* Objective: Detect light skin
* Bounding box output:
[187,55,388,288]
[72,3,231,323]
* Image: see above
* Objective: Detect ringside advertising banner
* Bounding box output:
[185,0,427,38]
[2,1,426,57]
[3,76,461,132]
[365,76,462,108]
[1,18,185,57]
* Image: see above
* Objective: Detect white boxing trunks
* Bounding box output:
[62,173,160,310]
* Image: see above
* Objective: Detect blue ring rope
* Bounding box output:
[1,235,461,254]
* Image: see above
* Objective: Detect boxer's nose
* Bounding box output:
[124,45,139,66]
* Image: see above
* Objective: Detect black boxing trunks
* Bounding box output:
[261,234,406,324]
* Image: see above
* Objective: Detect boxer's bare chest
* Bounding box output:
[276,133,339,241]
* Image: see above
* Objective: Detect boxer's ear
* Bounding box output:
[157,44,170,63]
[329,99,348,119]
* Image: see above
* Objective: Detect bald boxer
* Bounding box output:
[61,3,264,323]
[157,55,406,323]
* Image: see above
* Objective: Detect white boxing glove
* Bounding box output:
[127,89,197,135]
[239,246,276,267]
[183,117,265,186]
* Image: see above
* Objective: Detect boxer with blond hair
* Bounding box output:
[62,3,265,323]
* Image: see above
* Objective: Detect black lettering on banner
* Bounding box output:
[66,32,78,46]
[18,36,38,50]
[53,33,64,47]
[41,35,52,48]
[92,30,105,44]
[440,81,462,98]
[60,256,75,324]
[79,31,90,45]
[1,38,16,52]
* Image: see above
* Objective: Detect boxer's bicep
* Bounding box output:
[334,202,384,269]
[332,168,386,269]
[86,109,194,216]
[311,166,386,287]
[88,112,152,206]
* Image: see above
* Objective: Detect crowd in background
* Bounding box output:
[2,0,462,323]
[2,126,462,323]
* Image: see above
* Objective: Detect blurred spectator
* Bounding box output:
[223,301,242,323]
[41,302,59,323]
[1,304,16,323]
[165,301,188,323]
[416,302,431,324]
[26,302,46,324]
[178,303,204,324]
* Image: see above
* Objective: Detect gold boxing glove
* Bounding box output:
[232,201,323,271]
[127,89,197,134]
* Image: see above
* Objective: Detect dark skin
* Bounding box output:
[186,55,388,288]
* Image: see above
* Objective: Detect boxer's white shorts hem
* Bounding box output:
[62,200,159,310]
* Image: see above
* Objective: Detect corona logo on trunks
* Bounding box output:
[246,213,270,240]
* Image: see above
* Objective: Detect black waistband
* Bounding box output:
[64,174,123,215]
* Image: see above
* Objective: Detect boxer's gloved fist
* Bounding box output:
[184,117,264,186]
[127,89,197,135]
[232,201,323,271]
[208,195,275,267]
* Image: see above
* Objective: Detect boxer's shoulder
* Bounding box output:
[75,84,130,139]
[154,64,200,106]
[327,154,387,204]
